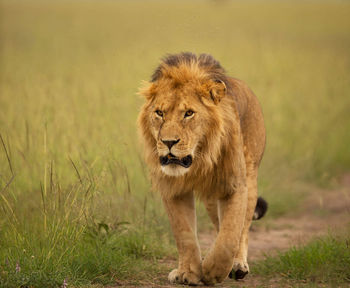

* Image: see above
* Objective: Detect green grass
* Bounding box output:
[0,223,169,287]
[1,0,350,287]
[253,230,350,287]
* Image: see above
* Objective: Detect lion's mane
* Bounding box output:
[138,52,264,198]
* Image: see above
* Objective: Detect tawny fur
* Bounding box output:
[138,53,266,285]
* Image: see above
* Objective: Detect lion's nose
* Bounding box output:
[161,139,180,150]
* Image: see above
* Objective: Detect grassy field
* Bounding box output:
[253,230,350,287]
[1,0,350,287]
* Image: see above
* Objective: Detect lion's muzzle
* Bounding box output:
[159,154,193,168]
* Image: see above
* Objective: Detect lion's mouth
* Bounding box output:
[159,154,193,168]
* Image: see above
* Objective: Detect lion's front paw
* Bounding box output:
[168,268,201,286]
[229,258,249,280]
[201,254,232,285]
[168,269,181,284]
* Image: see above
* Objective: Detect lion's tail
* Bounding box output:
[253,197,268,220]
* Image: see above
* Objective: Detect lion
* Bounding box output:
[138,52,267,285]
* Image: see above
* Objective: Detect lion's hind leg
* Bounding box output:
[203,197,220,233]
[230,165,258,280]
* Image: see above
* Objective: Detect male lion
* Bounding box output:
[138,52,267,285]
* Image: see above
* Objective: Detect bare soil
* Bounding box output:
[114,175,350,287]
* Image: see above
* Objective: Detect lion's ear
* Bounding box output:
[138,81,157,101]
[209,79,226,104]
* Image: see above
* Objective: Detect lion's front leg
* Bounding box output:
[162,192,202,285]
[202,185,247,285]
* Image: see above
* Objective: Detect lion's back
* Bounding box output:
[229,78,266,167]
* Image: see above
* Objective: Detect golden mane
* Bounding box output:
[151,52,233,92]
[138,53,247,198]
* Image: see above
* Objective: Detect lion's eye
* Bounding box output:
[155,110,163,117]
[184,110,194,118]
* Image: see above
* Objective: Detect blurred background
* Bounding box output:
[0,1,349,287]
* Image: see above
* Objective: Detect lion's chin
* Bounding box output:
[161,165,190,177]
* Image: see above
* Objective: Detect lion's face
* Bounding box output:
[150,88,205,176]
[140,79,226,177]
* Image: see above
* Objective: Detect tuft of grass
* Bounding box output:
[253,230,350,287]
[0,216,171,287]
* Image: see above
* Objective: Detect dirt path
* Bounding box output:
[117,176,350,287]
